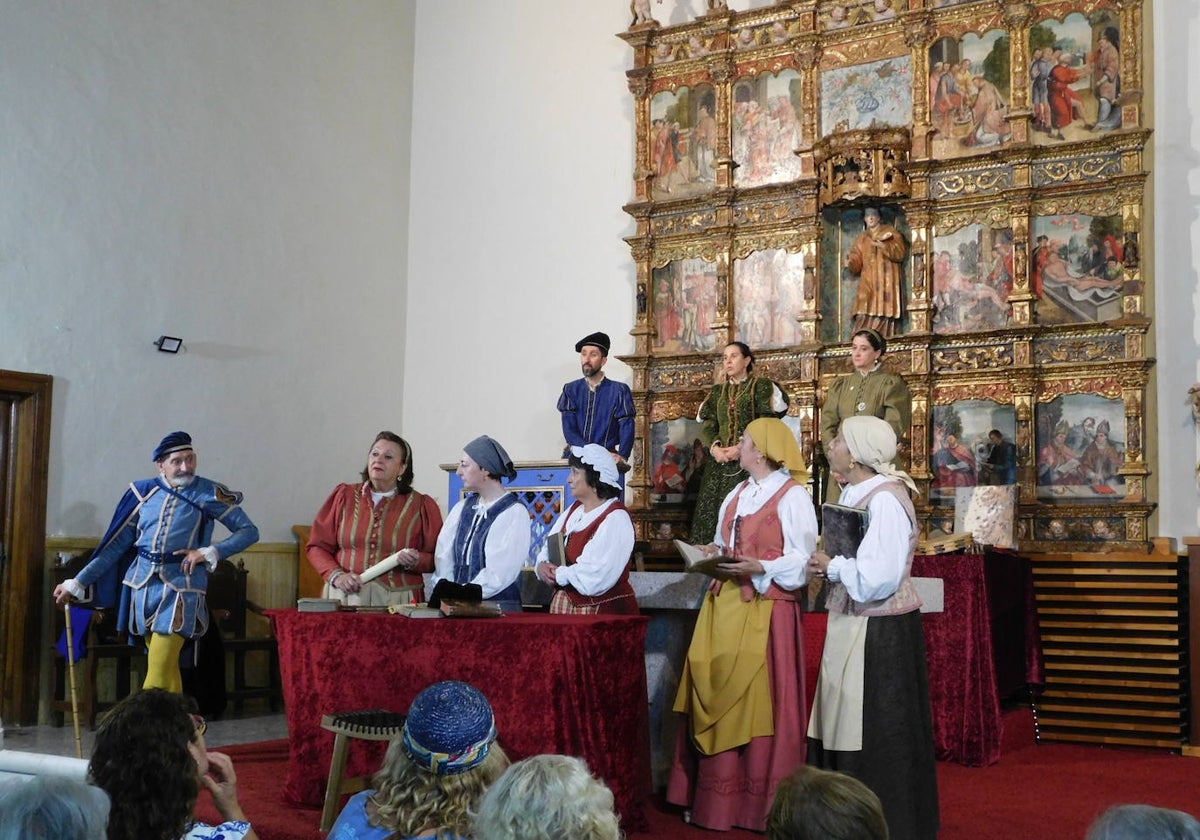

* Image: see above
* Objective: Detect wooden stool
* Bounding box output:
[319,709,406,831]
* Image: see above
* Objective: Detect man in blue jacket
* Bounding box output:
[53,431,258,692]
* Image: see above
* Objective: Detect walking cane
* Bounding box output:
[62,603,84,759]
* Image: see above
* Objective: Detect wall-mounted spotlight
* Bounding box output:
[154,335,184,354]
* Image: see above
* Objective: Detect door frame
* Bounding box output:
[0,369,53,725]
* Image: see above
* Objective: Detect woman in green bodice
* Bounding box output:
[690,342,789,543]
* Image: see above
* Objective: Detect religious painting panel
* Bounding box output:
[928,29,1012,160]
[818,0,906,34]
[733,249,805,350]
[1031,212,1124,325]
[1028,11,1122,144]
[650,84,719,200]
[819,55,913,137]
[731,70,803,189]
[652,259,719,354]
[931,223,1014,334]
[648,417,705,506]
[930,399,1016,507]
[1036,393,1126,501]
[819,204,911,343]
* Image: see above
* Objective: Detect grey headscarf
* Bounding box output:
[463,435,517,481]
[840,415,918,493]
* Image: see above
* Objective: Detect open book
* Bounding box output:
[820,503,869,560]
[673,539,733,579]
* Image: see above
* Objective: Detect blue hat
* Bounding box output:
[463,435,517,481]
[152,431,193,462]
[402,681,497,776]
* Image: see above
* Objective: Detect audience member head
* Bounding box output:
[368,681,508,839]
[1086,804,1200,840]
[473,754,620,840]
[0,776,110,840]
[88,688,204,840]
[568,444,622,501]
[766,766,887,840]
[359,430,415,493]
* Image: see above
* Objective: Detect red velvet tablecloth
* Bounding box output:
[269,610,651,826]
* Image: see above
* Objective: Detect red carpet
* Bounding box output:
[200,709,1200,840]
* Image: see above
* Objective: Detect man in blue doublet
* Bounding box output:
[53,431,258,692]
[557,331,635,469]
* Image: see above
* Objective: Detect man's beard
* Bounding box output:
[582,363,596,377]
[167,473,195,488]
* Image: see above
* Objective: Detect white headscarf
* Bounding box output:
[840,415,918,493]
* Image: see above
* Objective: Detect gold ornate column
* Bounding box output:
[1001,1,1034,147]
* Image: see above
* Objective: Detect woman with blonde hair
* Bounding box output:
[473,755,620,840]
[328,681,508,840]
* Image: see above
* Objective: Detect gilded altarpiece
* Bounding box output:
[620,0,1151,555]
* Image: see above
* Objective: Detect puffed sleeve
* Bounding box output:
[751,485,818,594]
[410,492,445,574]
[306,485,349,581]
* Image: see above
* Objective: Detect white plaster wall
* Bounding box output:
[403,0,639,499]
[1,1,416,541]
[1151,2,1200,540]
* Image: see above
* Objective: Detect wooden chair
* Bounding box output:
[293,524,325,600]
[206,559,281,712]
[319,709,407,831]
[50,555,145,729]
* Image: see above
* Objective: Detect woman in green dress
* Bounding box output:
[690,342,789,543]
[819,329,911,496]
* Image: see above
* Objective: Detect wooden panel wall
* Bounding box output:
[1030,543,1188,750]
[37,536,303,723]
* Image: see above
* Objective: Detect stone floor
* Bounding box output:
[2,700,287,759]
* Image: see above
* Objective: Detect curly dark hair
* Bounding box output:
[359,431,415,494]
[89,689,201,840]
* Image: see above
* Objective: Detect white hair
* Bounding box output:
[472,755,621,840]
[1087,805,1200,840]
[0,777,110,840]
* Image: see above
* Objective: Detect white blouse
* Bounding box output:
[536,498,635,596]
[713,469,818,594]
[433,494,531,599]
[825,474,912,603]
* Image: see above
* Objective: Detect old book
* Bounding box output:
[296,598,340,613]
[673,539,733,579]
[821,503,869,559]
[547,531,567,566]
[439,599,504,618]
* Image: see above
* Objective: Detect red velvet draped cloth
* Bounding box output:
[269,610,651,828]
[801,551,1040,768]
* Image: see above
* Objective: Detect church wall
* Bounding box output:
[408,0,1200,544]
[1,1,417,541]
[3,0,1198,546]
[1148,2,1200,539]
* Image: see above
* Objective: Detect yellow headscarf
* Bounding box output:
[745,418,809,483]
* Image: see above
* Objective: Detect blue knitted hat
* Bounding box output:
[153,431,193,461]
[402,681,497,776]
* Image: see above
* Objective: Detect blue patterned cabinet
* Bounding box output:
[441,460,575,566]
